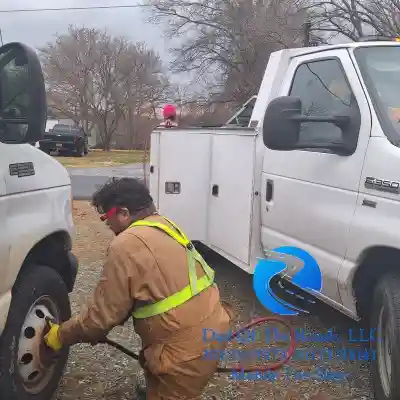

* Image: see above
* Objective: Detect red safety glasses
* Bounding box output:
[100,207,120,221]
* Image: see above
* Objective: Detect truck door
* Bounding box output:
[261,49,371,304]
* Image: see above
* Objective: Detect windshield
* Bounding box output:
[51,124,81,135]
[354,46,400,143]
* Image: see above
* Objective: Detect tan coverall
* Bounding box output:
[58,213,234,400]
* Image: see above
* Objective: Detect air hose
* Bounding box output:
[103,316,296,373]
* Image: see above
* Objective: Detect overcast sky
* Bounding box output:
[0,0,170,59]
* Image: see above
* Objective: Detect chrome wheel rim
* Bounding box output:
[17,295,60,394]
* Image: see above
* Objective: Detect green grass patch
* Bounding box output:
[55,150,145,168]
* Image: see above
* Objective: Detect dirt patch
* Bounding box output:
[56,201,374,399]
[54,150,144,168]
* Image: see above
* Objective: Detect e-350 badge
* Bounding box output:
[365,176,400,193]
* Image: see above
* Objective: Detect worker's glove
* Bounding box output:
[44,319,63,352]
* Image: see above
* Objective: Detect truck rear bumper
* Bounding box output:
[39,141,77,153]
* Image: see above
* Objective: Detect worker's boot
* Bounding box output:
[135,385,147,400]
[136,388,147,400]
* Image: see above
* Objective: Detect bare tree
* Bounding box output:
[146,0,313,103]
[309,0,400,41]
[119,42,170,148]
[41,27,99,136]
[40,25,169,150]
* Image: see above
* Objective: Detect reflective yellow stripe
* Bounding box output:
[194,250,214,281]
[132,274,214,318]
[163,216,189,241]
[131,220,190,247]
[188,250,198,295]
[129,217,216,319]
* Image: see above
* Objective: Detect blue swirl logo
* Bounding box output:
[253,246,322,316]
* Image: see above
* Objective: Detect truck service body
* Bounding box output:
[149,41,400,400]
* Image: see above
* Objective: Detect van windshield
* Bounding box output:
[354,46,400,143]
[51,124,80,135]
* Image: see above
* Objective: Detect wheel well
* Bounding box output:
[353,246,400,321]
[15,231,75,293]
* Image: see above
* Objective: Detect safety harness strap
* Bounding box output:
[132,273,214,319]
[129,217,215,319]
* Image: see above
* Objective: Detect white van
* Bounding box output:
[149,39,400,400]
[0,43,77,399]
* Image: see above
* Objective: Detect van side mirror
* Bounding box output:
[0,42,46,144]
[262,97,302,150]
[262,96,353,155]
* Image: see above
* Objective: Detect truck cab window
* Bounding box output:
[289,59,359,149]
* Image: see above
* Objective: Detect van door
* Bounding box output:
[261,49,371,304]
[208,131,256,266]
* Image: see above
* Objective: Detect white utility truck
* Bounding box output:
[149,39,400,400]
[0,43,77,399]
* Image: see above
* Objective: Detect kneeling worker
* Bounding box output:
[44,177,234,399]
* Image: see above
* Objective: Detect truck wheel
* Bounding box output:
[74,145,84,157]
[0,266,71,400]
[371,272,400,400]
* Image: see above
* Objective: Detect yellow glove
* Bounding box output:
[44,321,63,352]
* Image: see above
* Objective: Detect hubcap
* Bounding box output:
[17,296,60,394]
[377,306,392,397]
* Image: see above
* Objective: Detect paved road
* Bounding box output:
[69,164,149,200]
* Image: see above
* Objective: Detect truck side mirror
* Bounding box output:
[262,96,353,155]
[262,96,302,150]
[0,42,46,144]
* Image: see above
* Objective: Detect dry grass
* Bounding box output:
[56,201,374,399]
[54,150,144,168]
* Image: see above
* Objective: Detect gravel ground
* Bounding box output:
[56,201,375,400]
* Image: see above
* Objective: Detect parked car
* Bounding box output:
[39,124,89,157]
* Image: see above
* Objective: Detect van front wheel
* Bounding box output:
[371,272,400,400]
[0,265,71,400]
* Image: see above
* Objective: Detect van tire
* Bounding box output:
[370,272,400,400]
[74,144,84,157]
[0,265,71,400]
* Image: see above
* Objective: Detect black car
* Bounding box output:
[39,124,89,157]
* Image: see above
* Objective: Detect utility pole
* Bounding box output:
[303,22,311,47]
[0,29,3,45]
